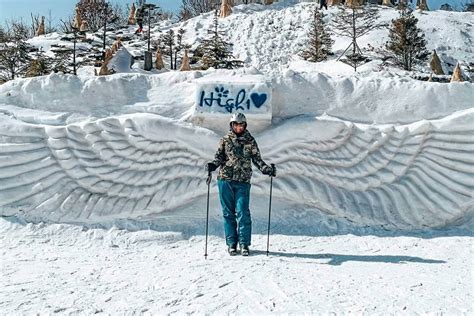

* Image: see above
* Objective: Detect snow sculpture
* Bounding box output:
[108,47,134,73]
[193,75,272,132]
[0,111,472,229]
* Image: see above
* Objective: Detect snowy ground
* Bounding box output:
[1,217,472,314]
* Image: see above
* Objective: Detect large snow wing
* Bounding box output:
[0,109,472,229]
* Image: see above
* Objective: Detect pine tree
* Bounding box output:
[26,49,53,77]
[333,4,384,71]
[179,0,217,20]
[53,24,90,75]
[174,28,186,71]
[160,29,175,70]
[0,23,32,82]
[198,10,243,70]
[300,6,333,62]
[75,1,122,32]
[385,8,428,71]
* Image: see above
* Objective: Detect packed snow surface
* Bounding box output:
[1,217,472,314]
[1,3,473,314]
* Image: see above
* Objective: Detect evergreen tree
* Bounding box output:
[332,4,384,71]
[0,23,32,82]
[26,49,53,77]
[174,28,187,70]
[197,10,243,70]
[384,8,428,71]
[300,6,333,62]
[51,24,88,75]
[75,1,122,32]
[50,47,75,74]
[160,29,175,70]
[179,0,217,20]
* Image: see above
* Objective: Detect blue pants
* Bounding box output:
[217,180,252,247]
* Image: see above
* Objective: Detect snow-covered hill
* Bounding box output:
[172,3,473,76]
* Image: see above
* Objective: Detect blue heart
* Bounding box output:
[250,93,267,108]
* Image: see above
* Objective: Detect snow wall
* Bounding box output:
[0,72,473,230]
[1,71,471,124]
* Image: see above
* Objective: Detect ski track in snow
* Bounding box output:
[0,218,472,314]
[0,109,472,229]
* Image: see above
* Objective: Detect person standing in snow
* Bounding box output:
[134,0,146,34]
[320,0,328,10]
[206,113,276,256]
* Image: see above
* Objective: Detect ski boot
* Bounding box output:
[240,245,249,256]
[228,245,238,256]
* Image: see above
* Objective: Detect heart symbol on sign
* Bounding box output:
[250,93,267,108]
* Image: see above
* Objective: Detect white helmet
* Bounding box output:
[230,112,247,124]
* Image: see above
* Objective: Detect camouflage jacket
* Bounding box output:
[211,130,269,183]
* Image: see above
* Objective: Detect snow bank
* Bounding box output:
[274,65,474,123]
[1,70,472,125]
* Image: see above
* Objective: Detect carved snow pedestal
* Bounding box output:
[192,75,272,133]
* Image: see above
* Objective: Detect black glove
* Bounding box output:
[262,164,276,177]
[206,162,218,172]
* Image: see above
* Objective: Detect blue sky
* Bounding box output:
[0,0,466,27]
[0,0,181,26]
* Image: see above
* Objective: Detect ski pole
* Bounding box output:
[204,169,211,260]
[266,164,275,256]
